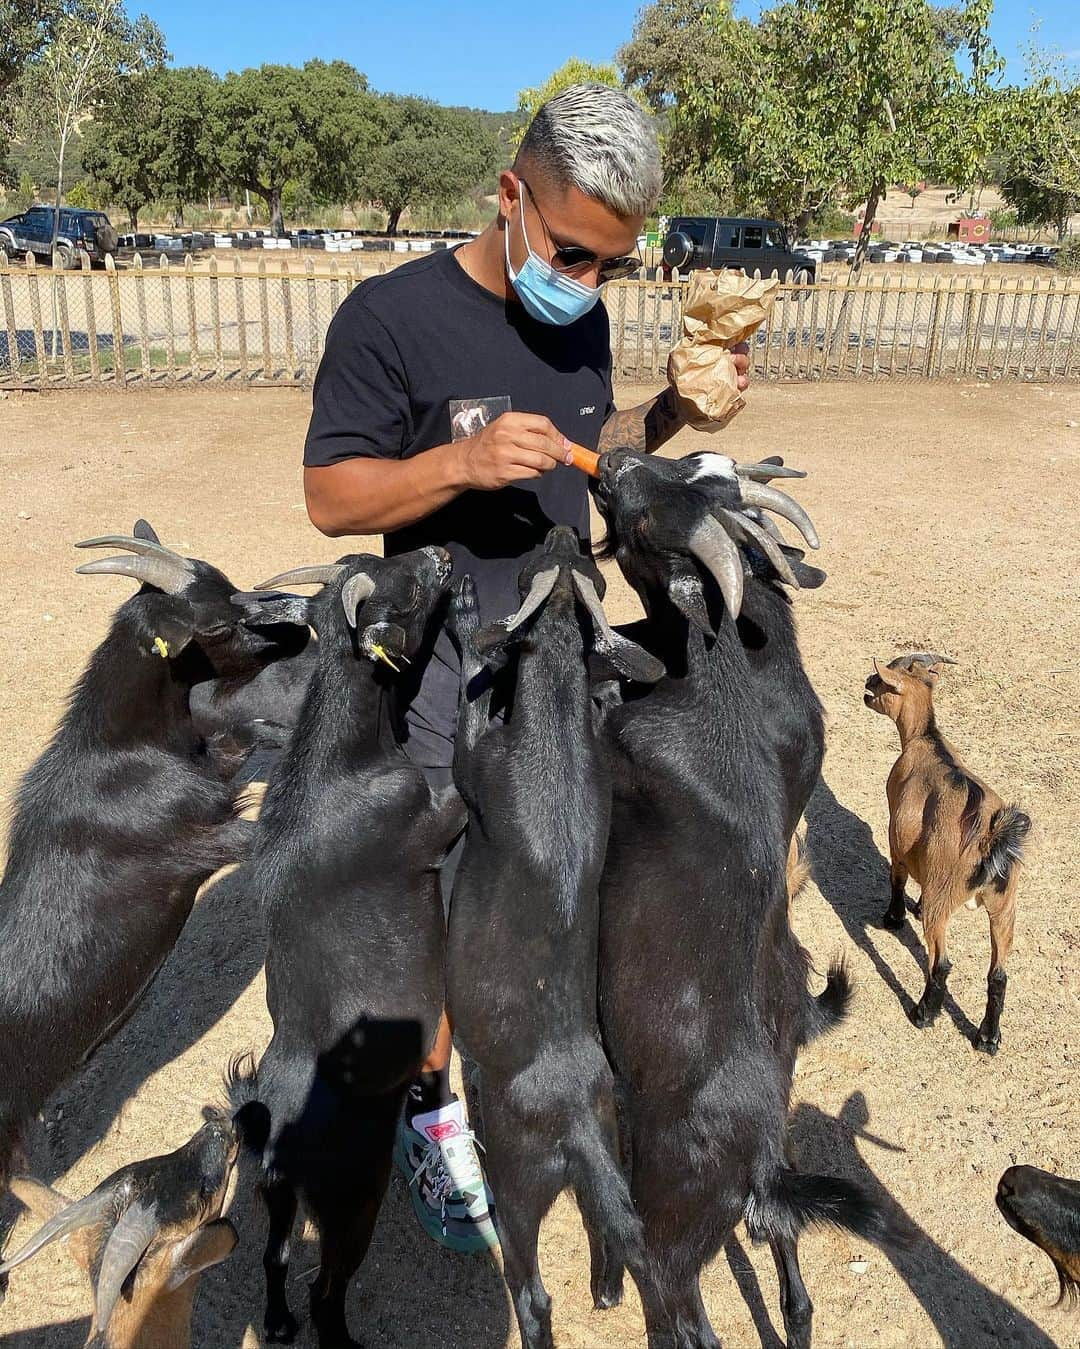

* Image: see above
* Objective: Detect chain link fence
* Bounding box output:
[2,252,1079,388]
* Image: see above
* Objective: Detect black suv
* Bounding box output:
[662,217,816,283]
[0,205,118,267]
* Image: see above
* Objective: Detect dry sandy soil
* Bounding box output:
[0,379,1077,1349]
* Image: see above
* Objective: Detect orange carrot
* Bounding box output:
[567,443,601,477]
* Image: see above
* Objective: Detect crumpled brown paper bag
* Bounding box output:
[667,270,779,430]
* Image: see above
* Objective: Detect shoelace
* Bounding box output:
[410,1131,487,1237]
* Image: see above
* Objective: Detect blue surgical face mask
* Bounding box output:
[504,189,602,326]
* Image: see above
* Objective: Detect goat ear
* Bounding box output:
[165,1219,238,1290]
[138,597,198,660]
[473,620,522,661]
[231,590,312,628]
[132,519,161,545]
[8,1177,71,1225]
[873,660,905,692]
[667,573,716,637]
[591,638,665,685]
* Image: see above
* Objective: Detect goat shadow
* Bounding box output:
[17,749,284,1189]
[804,777,980,1041]
[784,1092,1057,1349]
[8,1014,512,1349]
[190,1020,511,1349]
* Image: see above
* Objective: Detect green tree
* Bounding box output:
[1,0,51,122]
[210,60,377,237]
[151,65,217,226]
[12,0,164,254]
[620,0,760,203]
[1001,156,1078,240]
[1000,48,1080,239]
[627,0,1006,272]
[361,96,497,235]
[84,66,218,230]
[81,72,160,228]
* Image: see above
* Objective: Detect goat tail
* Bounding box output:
[566,1118,645,1274]
[747,1167,903,1250]
[972,805,1032,891]
[802,958,854,1044]
[224,1052,271,1155]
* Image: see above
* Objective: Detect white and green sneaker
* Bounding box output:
[393,1097,499,1253]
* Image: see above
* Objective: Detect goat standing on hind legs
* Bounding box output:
[864,653,1031,1054]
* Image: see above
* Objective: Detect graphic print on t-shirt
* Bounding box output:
[449,396,512,442]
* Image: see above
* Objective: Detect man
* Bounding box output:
[303,82,749,1252]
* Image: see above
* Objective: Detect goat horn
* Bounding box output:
[254,564,346,592]
[737,482,820,550]
[743,507,788,545]
[717,509,800,588]
[736,459,807,483]
[571,571,666,683]
[688,516,744,619]
[92,1199,159,1337]
[341,571,377,627]
[75,554,193,595]
[902,651,957,669]
[0,1185,115,1275]
[76,534,186,561]
[501,567,560,633]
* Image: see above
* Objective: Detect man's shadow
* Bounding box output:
[804,777,979,1040]
[783,1091,1056,1349]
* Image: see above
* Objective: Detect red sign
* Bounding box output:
[948,217,990,242]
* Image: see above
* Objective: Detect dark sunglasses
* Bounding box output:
[518,179,641,282]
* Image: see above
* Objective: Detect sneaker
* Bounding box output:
[393,1097,499,1253]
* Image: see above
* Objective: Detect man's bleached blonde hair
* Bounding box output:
[515,82,661,218]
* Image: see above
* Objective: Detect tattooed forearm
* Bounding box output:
[598,385,685,455]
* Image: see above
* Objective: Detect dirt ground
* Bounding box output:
[0,379,1077,1349]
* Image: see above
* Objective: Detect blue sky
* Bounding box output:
[141,0,1078,110]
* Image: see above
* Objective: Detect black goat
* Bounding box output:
[0,1113,238,1348]
[592,449,886,1349]
[448,526,662,1349]
[0,524,309,1190]
[234,548,464,1349]
[998,1165,1080,1307]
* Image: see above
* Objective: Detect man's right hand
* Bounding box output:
[455,412,572,490]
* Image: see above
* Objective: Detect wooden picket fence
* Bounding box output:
[2,250,1079,389]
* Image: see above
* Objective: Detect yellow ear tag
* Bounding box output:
[152,636,170,659]
[369,643,400,672]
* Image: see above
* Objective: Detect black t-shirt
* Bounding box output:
[304,246,614,767]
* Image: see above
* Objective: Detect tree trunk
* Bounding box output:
[269,186,284,238]
[172,202,184,229]
[51,130,67,256]
[850,177,885,281]
[128,205,138,232]
[386,206,403,236]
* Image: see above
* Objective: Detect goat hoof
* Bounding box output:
[909,1002,934,1029]
[265,1310,300,1343]
[449,575,480,629]
[881,910,906,930]
[593,1281,624,1311]
[973,1032,1001,1056]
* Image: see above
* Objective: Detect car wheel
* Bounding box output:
[55,243,76,270]
[0,229,16,258]
[792,267,813,286]
[662,230,694,272]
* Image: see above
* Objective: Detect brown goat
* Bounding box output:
[0,1116,238,1348]
[864,653,1031,1054]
